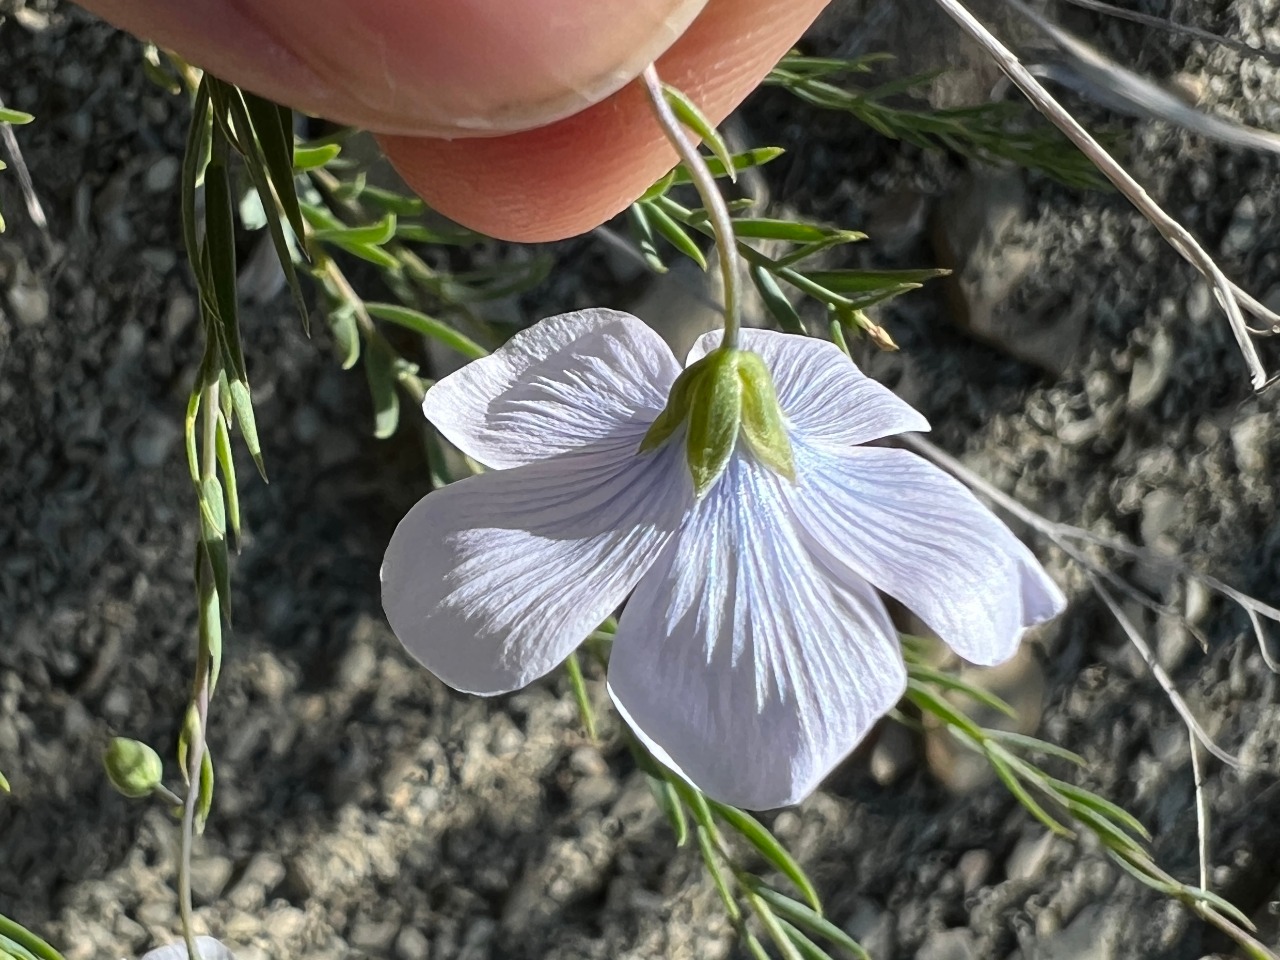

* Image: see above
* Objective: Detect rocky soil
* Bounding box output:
[2,1,1279,959]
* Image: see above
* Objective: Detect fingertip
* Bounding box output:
[379,0,831,242]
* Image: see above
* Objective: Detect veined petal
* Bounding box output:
[141,939,235,960]
[789,443,1066,667]
[382,430,693,694]
[425,309,680,468]
[688,329,928,448]
[608,454,906,810]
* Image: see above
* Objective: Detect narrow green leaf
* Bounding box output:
[1047,778,1151,841]
[742,930,773,960]
[1067,803,1146,857]
[185,385,203,484]
[710,799,819,912]
[0,770,9,792]
[646,775,689,847]
[326,302,361,370]
[626,202,668,274]
[905,680,986,742]
[695,825,741,922]
[292,142,342,171]
[196,749,215,834]
[198,476,226,539]
[773,233,869,268]
[1178,882,1258,931]
[181,80,213,292]
[214,413,241,544]
[646,201,706,270]
[777,918,837,960]
[751,264,805,334]
[985,750,1073,838]
[670,146,785,184]
[0,107,34,125]
[365,302,487,360]
[200,514,232,625]
[662,84,737,182]
[329,239,402,270]
[177,703,200,784]
[241,92,305,241]
[907,663,1017,719]
[363,335,401,439]
[311,213,397,247]
[744,880,870,960]
[361,184,428,217]
[981,729,1086,767]
[203,136,246,382]
[0,916,66,960]
[638,168,676,202]
[731,219,838,243]
[802,267,950,294]
[564,651,597,741]
[227,379,266,480]
[199,559,222,696]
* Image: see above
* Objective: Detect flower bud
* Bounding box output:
[104,737,164,799]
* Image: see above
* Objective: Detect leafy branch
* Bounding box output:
[765,53,1108,190]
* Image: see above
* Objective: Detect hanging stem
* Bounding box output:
[640,64,743,349]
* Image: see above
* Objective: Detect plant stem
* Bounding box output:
[640,64,742,349]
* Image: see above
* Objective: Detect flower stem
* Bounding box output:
[640,64,742,350]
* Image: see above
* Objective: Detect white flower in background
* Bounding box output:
[382,309,1065,810]
[139,937,234,960]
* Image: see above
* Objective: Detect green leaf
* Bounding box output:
[326,301,362,370]
[0,107,34,125]
[199,554,223,695]
[730,219,843,243]
[203,136,246,382]
[564,651,597,741]
[662,84,737,182]
[292,142,342,171]
[365,302,487,360]
[670,146,785,184]
[363,334,401,439]
[227,378,266,480]
[980,729,1086,767]
[241,92,305,242]
[906,680,985,742]
[626,202,668,274]
[743,880,870,960]
[984,748,1073,838]
[200,512,232,625]
[197,749,215,834]
[0,770,8,793]
[311,213,397,247]
[646,774,688,847]
[773,233,869,269]
[709,799,818,912]
[751,264,805,334]
[361,184,429,218]
[906,663,1017,719]
[1048,778,1151,841]
[0,916,66,960]
[777,918,839,960]
[644,201,706,270]
[214,413,241,544]
[695,825,741,923]
[198,475,226,539]
[181,81,213,294]
[802,267,950,294]
[638,168,676,202]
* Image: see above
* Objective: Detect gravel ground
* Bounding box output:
[2,1,1279,959]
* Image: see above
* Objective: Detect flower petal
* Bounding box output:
[141,938,235,960]
[688,329,928,447]
[608,454,906,810]
[425,308,681,468]
[789,443,1066,667]
[382,430,693,694]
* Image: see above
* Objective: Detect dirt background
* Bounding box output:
[2,1,1280,958]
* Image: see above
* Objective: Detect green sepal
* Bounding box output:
[737,352,795,482]
[103,738,164,799]
[639,353,709,454]
[685,348,743,497]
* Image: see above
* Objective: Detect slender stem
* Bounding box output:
[640,64,743,349]
[931,0,1270,390]
[178,377,219,960]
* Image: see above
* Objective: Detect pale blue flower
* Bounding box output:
[382,309,1065,809]
[139,937,234,960]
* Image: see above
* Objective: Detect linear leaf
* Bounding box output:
[241,92,305,241]
[1048,778,1151,841]
[731,219,843,243]
[365,302,487,359]
[744,881,870,960]
[646,775,688,847]
[0,107,34,125]
[646,201,706,270]
[213,413,241,544]
[986,750,1073,838]
[626,202,667,273]
[311,213,397,247]
[695,825,741,923]
[907,663,1017,719]
[227,378,266,480]
[751,264,805,334]
[364,335,401,439]
[662,84,736,182]
[670,146,785,184]
[563,651,597,741]
[802,267,950,294]
[710,800,820,912]
[0,916,65,960]
[982,729,1086,767]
